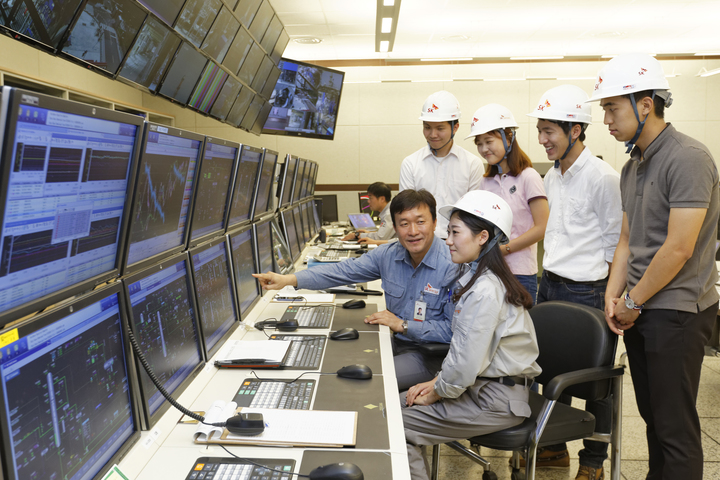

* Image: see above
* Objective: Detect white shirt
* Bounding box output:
[543,147,622,282]
[434,264,541,399]
[359,203,395,241]
[399,143,483,237]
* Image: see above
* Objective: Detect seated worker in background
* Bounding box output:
[254,189,455,391]
[403,190,540,480]
[341,182,396,245]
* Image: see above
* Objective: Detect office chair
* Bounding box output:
[429,301,625,480]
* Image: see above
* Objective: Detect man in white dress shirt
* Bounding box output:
[399,90,483,238]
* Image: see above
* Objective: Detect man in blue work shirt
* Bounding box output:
[254,189,455,390]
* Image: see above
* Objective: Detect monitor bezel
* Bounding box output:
[122,123,205,276]
[121,251,205,430]
[188,236,241,360]
[0,86,144,326]
[187,136,241,248]
[0,283,142,480]
[225,223,262,318]
[225,143,263,230]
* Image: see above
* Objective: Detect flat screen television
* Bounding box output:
[124,124,203,274]
[61,0,147,75]
[122,253,204,429]
[189,237,239,359]
[262,58,344,140]
[270,30,290,65]
[226,86,255,127]
[0,0,83,49]
[226,224,261,316]
[188,137,239,246]
[137,0,185,26]
[158,42,208,104]
[0,284,141,480]
[173,0,221,48]
[0,87,143,325]
[234,0,261,28]
[209,76,242,121]
[260,15,283,55]
[188,61,230,113]
[221,25,252,75]
[200,5,239,62]
[247,0,272,41]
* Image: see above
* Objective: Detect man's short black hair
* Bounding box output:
[632,90,666,119]
[548,120,586,142]
[390,189,436,227]
[366,182,392,203]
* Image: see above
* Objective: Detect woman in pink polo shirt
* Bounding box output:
[467,104,549,302]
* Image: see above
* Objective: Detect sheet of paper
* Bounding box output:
[217,340,291,363]
[225,409,357,446]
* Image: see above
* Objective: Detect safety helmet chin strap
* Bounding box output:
[475,231,504,263]
[428,120,457,156]
[554,123,587,169]
[497,129,515,174]
[625,91,656,154]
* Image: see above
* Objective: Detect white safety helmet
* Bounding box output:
[464,104,518,140]
[419,91,462,122]
[438,190,512,245]
[588,53,671,103]
[527,85,592,124]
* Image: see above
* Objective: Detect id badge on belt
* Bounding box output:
[413,292,426,322]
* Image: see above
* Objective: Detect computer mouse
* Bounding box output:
[342,299,366,309]
[329,327,359,341]
[276,319,299,331]
[224,413,264,436]
[309,462,364,480]
[336,364,373,379]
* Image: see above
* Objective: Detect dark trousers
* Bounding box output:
[537,271,611,468]
[624,303,717,480]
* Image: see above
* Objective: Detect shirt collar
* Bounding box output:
[457,259,480,287]
[553,146,591,178]
[421,143,460,162]
[630,123,673,163]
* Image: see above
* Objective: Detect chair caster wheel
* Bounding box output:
[482,472,498,480]
[510,472,525,480]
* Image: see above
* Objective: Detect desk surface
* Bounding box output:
[117,249,409,480]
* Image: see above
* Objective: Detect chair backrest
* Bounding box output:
[531,301,618,401]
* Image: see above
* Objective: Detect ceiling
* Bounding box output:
[270,0,720,63]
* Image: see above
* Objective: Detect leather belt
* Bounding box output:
[480,376,534,387]
[545,270,608,287]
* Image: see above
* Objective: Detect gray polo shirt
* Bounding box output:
[621,123,719,312]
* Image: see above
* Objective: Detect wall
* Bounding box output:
[2,35,719,219]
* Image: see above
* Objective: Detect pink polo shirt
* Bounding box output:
[480,167,546,275]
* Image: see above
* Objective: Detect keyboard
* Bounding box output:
[185,457,295,480]
[233,379,315,409]
[282,305,334,327]
[315,249,352,260]
[269,334,326,369]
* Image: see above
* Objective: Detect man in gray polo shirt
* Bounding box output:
[591,53,719,480]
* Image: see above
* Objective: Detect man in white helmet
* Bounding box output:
[526,84,622,480]
[593,53,719,480]
[399,90,483,238]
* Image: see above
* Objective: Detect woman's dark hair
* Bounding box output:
[390,189,436,227]
[478,128,533,177]
[450,210,532,309]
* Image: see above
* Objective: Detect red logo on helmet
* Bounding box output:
[492,204,501,210]
[471,117,478,127]
[537,99,551,111]
[428,103,439,113]
[500,114,506,119]
[594,76,603,91]
[639,67,647,76]
[576,104,582,109]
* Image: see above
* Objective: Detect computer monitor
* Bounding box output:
[209,76,242,122]
[173,0,221,48]
[280,208,300,263]
[226,224,261,316]
[158,42,207,104]
[234,0,261,27]
[237,42,264,87]
[260,15,283,55]
[1,0,84,50]
[292,159,306,205]
[247,0,273,40]
[316,194,338,223]
[312,199,322,232]
[221,26,252,76]
[300,202,312,244]
[200,5,239,62]
[0,87,143,324]
[188,137,239,246]
[122,253,204,429]
[253,219,274,274]
[305,199,318,237]
[124,124,204,274]
[189,237,239,359]
[137,0,185,26]
[278,155,298,209]
[0,284,140,480]
[118,16,182,93]
[349,213,376,230]
[292,205,306,252]
[270,217,293,275]
[226,144,262,228]
[300,160,312,200]
[309,161,319,196]
[61,0,147,76]
[250,149,278,221]
[187,62,229,114]
[226,86,254,127]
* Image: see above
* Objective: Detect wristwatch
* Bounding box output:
[401,321,408,335]
[624,293,643,314]
[505,245,511,253]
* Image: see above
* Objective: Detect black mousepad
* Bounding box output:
[331,304,379,332]
[314,375,389,449]
[322,332,382,374]
[299,451,393,480]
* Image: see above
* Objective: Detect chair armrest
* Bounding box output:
[416,343,450,356]
[543,365,625,400]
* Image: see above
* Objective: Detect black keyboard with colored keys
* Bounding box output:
[233,379,315,409]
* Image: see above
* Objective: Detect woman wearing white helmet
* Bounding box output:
[468,104,549,303]
[403,190,541,480]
